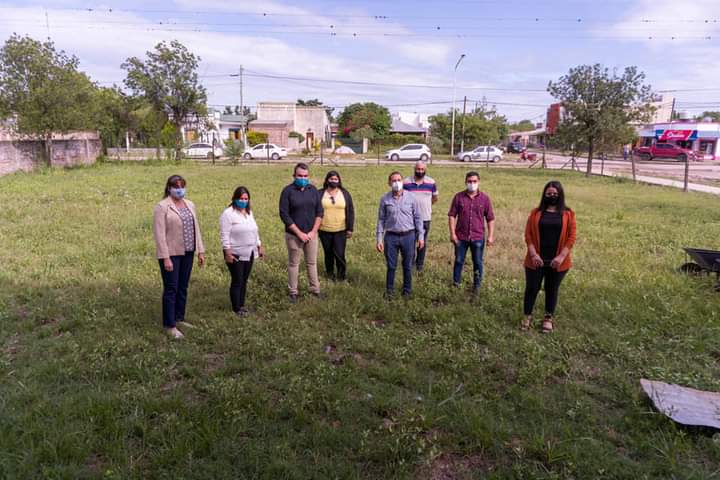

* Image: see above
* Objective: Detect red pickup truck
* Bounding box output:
[634,143,696,161]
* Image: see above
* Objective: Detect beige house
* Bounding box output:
[250,102,331,150]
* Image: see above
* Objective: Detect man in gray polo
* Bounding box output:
[403,160,438,272]
[376,171,424,298]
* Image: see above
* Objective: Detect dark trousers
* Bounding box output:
[384,232,415,295]
[414,221,431,270]
[453,239,485,288]
[159,251,194,328]
[319,230,347,280]
[523,266,568,316]
[226,253,254,312]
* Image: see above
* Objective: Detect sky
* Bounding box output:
[1,0,720,122]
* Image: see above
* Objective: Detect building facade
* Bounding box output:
[637,121,720,160]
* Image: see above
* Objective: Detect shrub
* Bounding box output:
[289,131,305,143]
[223,139,244,165]
[247,131,268,146]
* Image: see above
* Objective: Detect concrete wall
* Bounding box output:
[0,130,101,176]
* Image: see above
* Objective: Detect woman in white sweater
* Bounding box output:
[219,186,264,316]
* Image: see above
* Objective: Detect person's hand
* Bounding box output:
[198,253,206,268]
[450,233,458,246]
[224,251,236,264]
[346,231,353,239]
[163,258,173,272]
[487,235,495,247]
[307,230,317,241]
[297,231,310,243]
[531,253,544,268]
[376,242,384,253]
[258,245,265,258]
[550,254,565,269]
[417,239,425,250]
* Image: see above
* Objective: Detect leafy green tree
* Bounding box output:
[697,111,720,122]
[430,107,508,151]
[122,40,207,161]
[350,126,375,142]
[246,131,268,146]
[337,102,391,137]
[548,64,656,176]
[508,119,536,132]
[0,34,100,165]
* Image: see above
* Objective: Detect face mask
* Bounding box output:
[545,195,559,205]
[415,171,425,179]
[234,199,248,209]
[391,181,403,192]
[170,187,185,199]
[466,182,478,192]
[294,178,309,188]
[328,181,339,189]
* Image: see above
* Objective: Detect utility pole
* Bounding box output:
[460,96,467,154]
[231,66,246,147]
[450,54,466,159]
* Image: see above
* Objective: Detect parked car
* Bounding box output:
[385,144,432,161]
[243,143,288,160]
[184,142,223,159]
[456,145,503,162]
[634,143,696,162]
[506,141,526,154]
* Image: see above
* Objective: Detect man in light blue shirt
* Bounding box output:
[376,171,424,298]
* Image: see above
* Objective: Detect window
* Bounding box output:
[475,147,486,153]
[699,140,715,154]
[253,145,263,150]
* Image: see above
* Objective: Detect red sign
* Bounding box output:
[659,130,693,141]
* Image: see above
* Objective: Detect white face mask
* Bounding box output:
[466,182,478,192]
[391,181,403,192]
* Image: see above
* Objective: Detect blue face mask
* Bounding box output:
[294,178,309,188]
[233,199,248,209]
[170,187,186,199]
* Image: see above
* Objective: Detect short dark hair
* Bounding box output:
[539,180,570,213]
[388,171,402,182]
[294,162,309,175]
[229,186,251,212]
[465,171,480,181]
[163,174,186,198]
[323,170,343,190]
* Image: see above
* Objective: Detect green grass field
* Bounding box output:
[1,162,720,479]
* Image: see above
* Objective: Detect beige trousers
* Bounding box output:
[285,233,320,295]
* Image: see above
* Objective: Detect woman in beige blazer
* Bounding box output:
[153,175,205,338]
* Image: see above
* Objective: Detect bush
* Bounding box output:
[247,131,268,146]
[289,131,305,143]
[223,139,244,165]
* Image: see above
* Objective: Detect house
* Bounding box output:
[249,102,332,150]
[390,115,428,139]
[508,125,546,147]
[181,110,248,145]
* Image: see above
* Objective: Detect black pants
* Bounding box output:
[159,251,194,328]
[319,230,347,280]
[226,253,254,312]
[523,266,568,316]
[414,220,431,270]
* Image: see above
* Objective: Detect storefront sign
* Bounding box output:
[655,129,697,141]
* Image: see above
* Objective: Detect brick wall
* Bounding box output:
[0,130,101,176]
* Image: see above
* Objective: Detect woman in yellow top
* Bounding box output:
[318,171,355,281]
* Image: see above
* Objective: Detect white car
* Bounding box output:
[385,144,432,161]
[243,143,288,160]
[456,146,503,162]
[184,142,223,159]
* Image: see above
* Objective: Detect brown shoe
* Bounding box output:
[541,315,554,333]
[520,315,533,331]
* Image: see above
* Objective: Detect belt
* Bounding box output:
[386,230,414,236]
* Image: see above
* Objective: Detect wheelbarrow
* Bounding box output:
[679,247,720,290]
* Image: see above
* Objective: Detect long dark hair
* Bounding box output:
[163,174,186,198]
[323,170,343,190]
[229,186,251,212]
[538,180,569,213]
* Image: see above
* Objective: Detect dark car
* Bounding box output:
[506,142,526,154]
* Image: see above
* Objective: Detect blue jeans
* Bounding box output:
[159,251,194,328]
[453,239,485,288]
[414,221,431,270]
[384,232,415,295]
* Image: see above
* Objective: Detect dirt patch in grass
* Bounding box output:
[204,353,226,373]
[418,453,497,480]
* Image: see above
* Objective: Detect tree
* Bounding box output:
[0,35,100,165]
[697,111,720,122]
[122,40,207,161]
[337,102,391,137]
[508,119,536,132]
[297,98,335,122]
[429,107,508,151]
[547,64,656,177]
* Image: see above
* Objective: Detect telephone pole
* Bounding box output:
[231,66,246,146]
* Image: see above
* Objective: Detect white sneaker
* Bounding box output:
[177,321,196,329]
[165,327,184,339]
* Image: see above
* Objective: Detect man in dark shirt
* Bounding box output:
[279,163,324,303]
[448,171,495,294]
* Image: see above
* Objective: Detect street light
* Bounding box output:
[450,54,466,158]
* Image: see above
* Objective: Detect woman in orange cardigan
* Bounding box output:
[521,181,576,333]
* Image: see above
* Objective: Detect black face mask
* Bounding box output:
[328,181,339,189]
[415,171,425,178]
[545,195,559,206]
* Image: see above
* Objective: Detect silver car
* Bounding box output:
[456,146,503,162]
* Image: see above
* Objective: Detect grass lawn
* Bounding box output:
[1,161,720,479]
